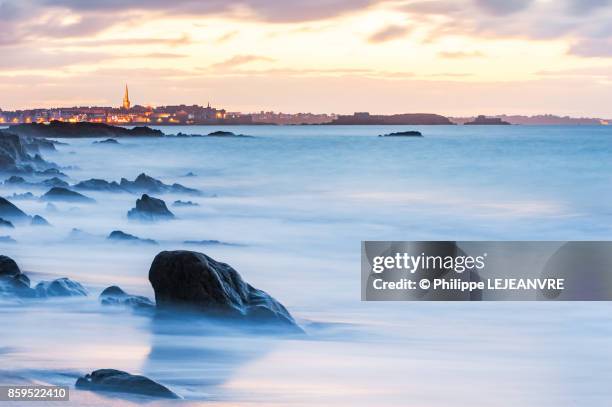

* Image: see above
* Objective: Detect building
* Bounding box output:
[122,84,131,110]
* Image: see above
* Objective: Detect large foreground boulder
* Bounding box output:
[75,369,179,399]
[148,251,300,330]
[127,194,174,221]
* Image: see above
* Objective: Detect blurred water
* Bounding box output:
[1,125,612,406]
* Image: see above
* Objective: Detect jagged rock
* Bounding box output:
[172,200,199,207]
[99,286,155,309]
[75,369,178,399]
[31,215,51,226]
[73,179,124,193]
[127,194,174,221]
[0,218,14,228]
[93,138,119,144]
[120,173,200,195]
[0,255,35,297]
[41,187,95,203]
[148,251,300,330]
[37,168,67,178]
[41,177,69,188]
[0,197,29,222]
[35,277,87,297]
[107,230,157,245]
[0,131,58,173]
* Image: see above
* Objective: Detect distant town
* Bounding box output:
[0,85,609,126]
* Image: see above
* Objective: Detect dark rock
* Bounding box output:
[41,187,95,203]
[99,286,155,309]
[73,179,124,193]
[0,218,14,228]
[464,115,511,125]
[127,194,174,221]
[0,255,20,277]
[75,369,178,399]
[378,130,423,137]
[41,177,69,188]
[148,251,300,330]
[37,168,67,178]
[0,236,16,243]
[119,173,200,195]
[31,215,51,226]
[0,131,58,173]
[7,121,164,139]
[173,200,199,207]
[9,192,36,200]
[0,197,29,222]
[5,176,27,185]
[107,230,157,245]
[93,138,119,144]
[35,277,87,297]
[0,255,35,298]
[206,130,252,138]
[184,172,196,177]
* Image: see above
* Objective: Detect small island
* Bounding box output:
[378,131,423,137]
[7,121,164,138]
[464,115,511,125]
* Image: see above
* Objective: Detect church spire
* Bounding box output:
[122,84,131,110]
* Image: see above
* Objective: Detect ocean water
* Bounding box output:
[1,125,612,406]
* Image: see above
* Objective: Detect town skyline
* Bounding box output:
[2,1,612,117]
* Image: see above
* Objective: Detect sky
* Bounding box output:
[1,0,612,117]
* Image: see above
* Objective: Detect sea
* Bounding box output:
[1,124,611,406]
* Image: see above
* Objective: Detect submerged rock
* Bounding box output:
[35,277,87,297]
[173,200,199,207]
[183,240,238,247]
[93,138,119,144]
[206,130,252,138]
[0,218,14,228]
[99,286,155,309]
[120,173,200,195]
[9,192,36,200]
[41,187,95,203]
[0,236,16,243]
[73,178,124,193]
[107,230,157,245]
[127,194,174,221]
[148,251,300,330]
[0,197,29,222]
[75,369,178,399]
[31,215,51,226]
[378,131,423,137]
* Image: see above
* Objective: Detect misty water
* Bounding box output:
[1,125,612,406]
